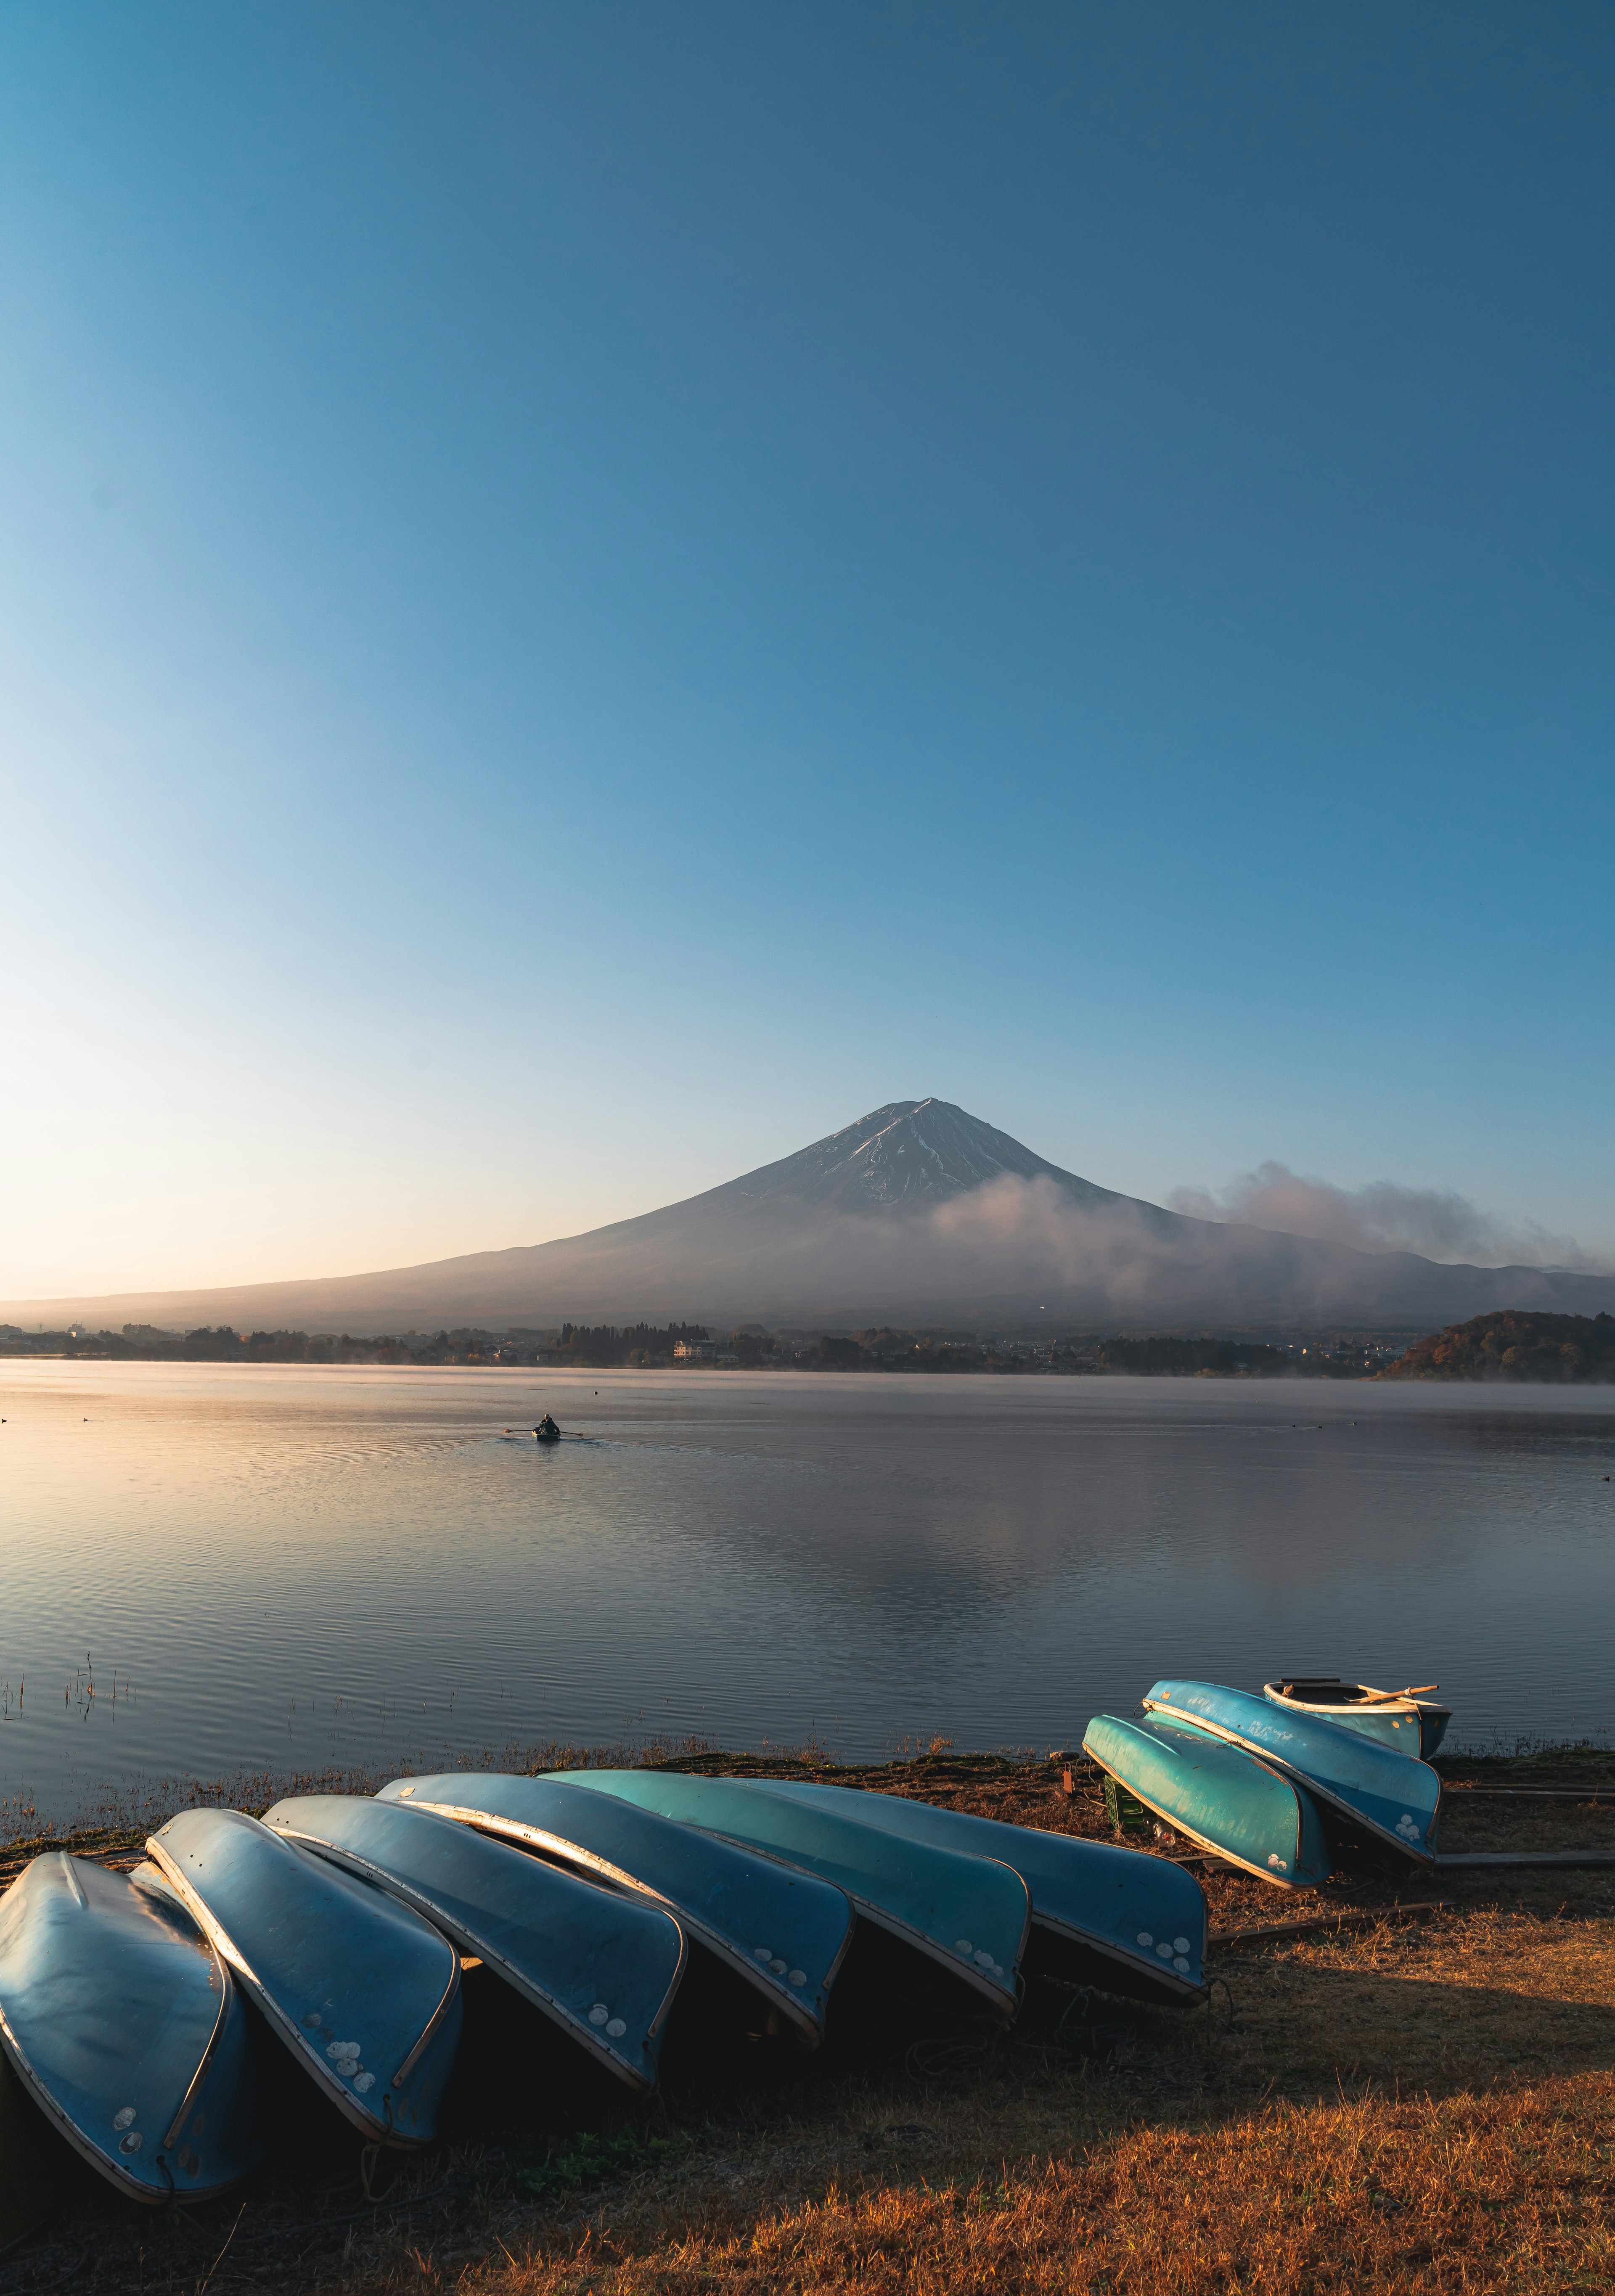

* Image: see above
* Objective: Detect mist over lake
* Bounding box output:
[3,1360,1613,1833]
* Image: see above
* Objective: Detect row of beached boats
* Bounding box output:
[0,1678,1448,2245]
[1082,1675,1450,1890]
[0,1764,1207,2234]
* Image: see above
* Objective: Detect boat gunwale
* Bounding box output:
[0,1859,247,2205]
[397,1797,838,2045]
[1144,1695,1440,1866]
[751,1781,1206,2000]
[145,1823,457,2148]
[1011,1904,1207,1996]
[1262,1680,1452,1724]
[161,1932,237,2148]
[1081,1738,1318,1892]
[690,1823,1027,2017]
[267,1816,684,2091]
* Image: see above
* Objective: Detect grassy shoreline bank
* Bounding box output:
[5,1741,1615,2293]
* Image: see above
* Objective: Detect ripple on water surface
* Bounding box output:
[1,1362,1612,1827]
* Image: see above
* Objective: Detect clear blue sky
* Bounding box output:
[2,3,1611,1292]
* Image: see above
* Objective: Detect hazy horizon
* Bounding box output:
[5,1100,1612,1340]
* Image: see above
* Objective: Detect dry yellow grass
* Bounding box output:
[326,1900,1615,2296]
[443,2078,1615,2295]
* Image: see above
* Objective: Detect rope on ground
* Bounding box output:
[1204,1974,1237,2043]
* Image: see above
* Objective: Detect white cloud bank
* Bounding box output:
[1168,1162,1604,1272]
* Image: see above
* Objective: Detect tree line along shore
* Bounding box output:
[3,1308,1613,1381]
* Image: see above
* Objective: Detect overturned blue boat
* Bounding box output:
[549,1769,1029,2015]
[378,1773,853,2047]
[148,1809,461,2146]
[751,1778,1206,2001]
[1264,1679,1451,1759]
[0,1852,256,2203]
[1083,1714,1333,1889]
[1143,1680,1441,1866]
[265,1794,686,2092]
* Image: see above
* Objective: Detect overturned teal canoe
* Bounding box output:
[750,1778,1207,2001]
[147,1809,461,2146]
[0,1852,255,2203]
[1083,1714,1332,1889]
[378,1773,852,2045]
[549,1770,1029,2014]
[1143,1680,1441,1865]
[264,1793,684,2092]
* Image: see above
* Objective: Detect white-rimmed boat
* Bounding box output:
[1264,1679,1451,1757]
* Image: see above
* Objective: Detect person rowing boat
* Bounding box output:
[534,1414,561,1444]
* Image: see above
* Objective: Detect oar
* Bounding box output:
[1358,1683,1439,1704]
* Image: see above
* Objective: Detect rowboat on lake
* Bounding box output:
[1264,1678,1452,1758]
[378,1772,853,2046]
[546,1769,1029,2016]
[748,1777,1207,2001]
[0,1852,255,2203]
[1142,1680,1441,1866]
[264,1793,686,2092]
[1082,1713,1332,1889]
[147,1809,462,2146]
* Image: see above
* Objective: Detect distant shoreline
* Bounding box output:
[0,1324,1395,1379]
[0,1346,1379,1380]
[6,1307,1614,1382]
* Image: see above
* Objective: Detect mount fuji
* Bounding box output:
[5,1098,1612,1337]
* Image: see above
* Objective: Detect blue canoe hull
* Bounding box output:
[379,1773,853,2046]
[1144,1680,1441,1865]
[148,1809,461,2147]
[752,1779,1206,2001]
[0,1853,255,2203]
[548,1770,1029,2016]
[1083,1714,1333,1889]
[265,1795,686,2092]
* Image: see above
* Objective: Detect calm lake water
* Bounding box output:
[2,1362,1613,1831]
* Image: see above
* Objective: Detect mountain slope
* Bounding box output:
[3,1098,1611,1336]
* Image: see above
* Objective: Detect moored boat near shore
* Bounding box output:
[1083,1713,1333,1889]
[1263,1679,1452,1758]
[147,1809,462,2146]
[0,1852,255,2203]
[1143,1680,1441,1865]
[378,1772,853,2046]
[265,1794,686,2092]
[749,1778,1207,2001]
[549,1770,1029,2016]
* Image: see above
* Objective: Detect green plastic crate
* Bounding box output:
[1103,1776,1150,1833]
